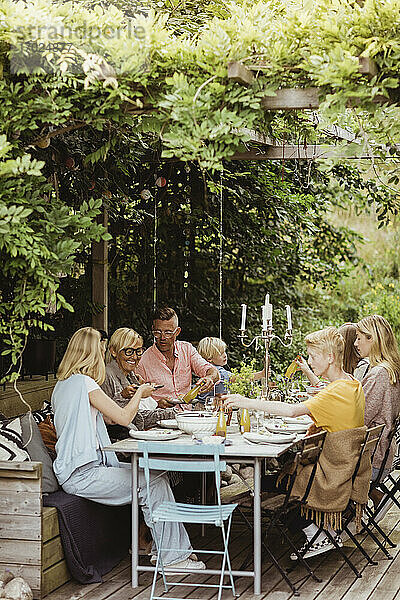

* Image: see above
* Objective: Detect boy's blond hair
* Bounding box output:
[198,337,227,362]
[304,326,344,368]
[107,327,143,363]
[57,327,106,384]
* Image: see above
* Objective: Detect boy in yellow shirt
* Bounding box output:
[223,326,365,559]
[224,326,365,431]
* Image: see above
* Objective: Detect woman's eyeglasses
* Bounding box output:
[121,347,144,357]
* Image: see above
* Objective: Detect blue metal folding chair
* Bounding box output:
[138,442,237,600]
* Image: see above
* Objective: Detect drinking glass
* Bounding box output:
[254,410,264,433]
[205,396,215,414]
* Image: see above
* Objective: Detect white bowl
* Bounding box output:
[176,414,218,434]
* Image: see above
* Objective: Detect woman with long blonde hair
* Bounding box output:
[52,327,204,571]
[355,315,400,488]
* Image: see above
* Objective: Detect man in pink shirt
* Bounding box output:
[136,306,219,405]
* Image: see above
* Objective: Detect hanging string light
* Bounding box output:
[183,167,191,305]
[153,190,157,311]
[219,169,223,338]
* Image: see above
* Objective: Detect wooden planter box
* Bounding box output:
[0,461,70,598]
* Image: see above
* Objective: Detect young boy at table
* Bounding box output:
[197,336,265,400]
[223,326,366,559]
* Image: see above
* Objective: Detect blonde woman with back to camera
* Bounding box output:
[51,327,205,571]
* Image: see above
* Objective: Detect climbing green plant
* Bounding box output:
[0,135,110,382]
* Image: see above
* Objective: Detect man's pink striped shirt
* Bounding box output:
[136,340,213,403]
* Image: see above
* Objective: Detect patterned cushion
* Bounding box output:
[0,418,29,461]
[31,401,53,424]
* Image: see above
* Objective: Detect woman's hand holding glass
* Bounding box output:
[222,393,249,410]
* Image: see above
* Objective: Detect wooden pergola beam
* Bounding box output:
[227,61,254,86]
[306,114,356,142]
[261,88,320,110]
[227,57,382,111]
[230,144,400,160]
[231,127,275,145]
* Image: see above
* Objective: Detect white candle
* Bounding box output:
[264,293,269,307]
[266,303,272,323]
[240,303,247,330]
[286,305,292,329]
[262,305,268,330]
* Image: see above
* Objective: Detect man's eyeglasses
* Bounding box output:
[153,328,178,339]
[121,347,144,357]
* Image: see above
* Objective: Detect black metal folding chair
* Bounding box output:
[303,424,385,576]
[231,432,327,596]
[361,416,400,550]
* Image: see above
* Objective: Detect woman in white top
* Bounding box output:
[51,327,204,570]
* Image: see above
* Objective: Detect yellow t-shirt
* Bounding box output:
[303,378,365,432]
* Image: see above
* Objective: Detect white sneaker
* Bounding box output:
[151,553,198,564]
[164,558,206,573]
[290,536,334,561]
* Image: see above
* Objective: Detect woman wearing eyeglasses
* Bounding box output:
[101,328,176,431]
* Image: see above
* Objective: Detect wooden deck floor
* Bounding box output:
[46,503,400,600]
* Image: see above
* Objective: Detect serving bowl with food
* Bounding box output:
[175,412,218,434]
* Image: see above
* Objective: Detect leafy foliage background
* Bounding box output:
[1,0,400,381]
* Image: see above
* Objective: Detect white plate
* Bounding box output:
[243,432,296,445]
[159,419,179,429]
[129,429,183,441]
[264,422,309,433]
[281,416,313,425]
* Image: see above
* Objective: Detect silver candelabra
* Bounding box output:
[238,299,293,399]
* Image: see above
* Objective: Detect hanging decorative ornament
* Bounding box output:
[184,164,190,173]
[65,157,75,169]
[155,176,167,188]
[103,190,112,199]
[183,225,190,301]
[88,180,96,191]
[141,189,152,200]
[36,137,50,148]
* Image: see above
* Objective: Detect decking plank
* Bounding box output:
[46,506,400,600]
[303,510,400,600]
[355,549,400,600]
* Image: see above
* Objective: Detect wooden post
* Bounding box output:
[227,61,254,85]
[91,208,108,332]
[358,56,378,79]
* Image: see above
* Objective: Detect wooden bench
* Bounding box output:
[0,461,70,598]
